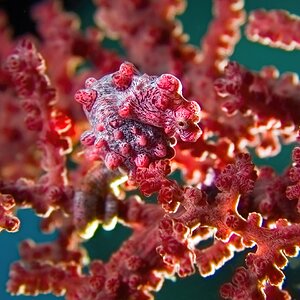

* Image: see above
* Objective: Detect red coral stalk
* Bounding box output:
[0,193,20,232]
[246,9,300,51]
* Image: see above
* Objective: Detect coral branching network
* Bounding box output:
[1,0,300,299]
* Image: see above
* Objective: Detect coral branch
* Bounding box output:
[215,61,299,156]
[5,39,74,186]
[246,9,300,51]
[200,0,245,70]
[0,193,20,232]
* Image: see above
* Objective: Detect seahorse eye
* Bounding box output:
[177,120,187,129]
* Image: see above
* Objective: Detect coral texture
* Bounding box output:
[1,0,300,299]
